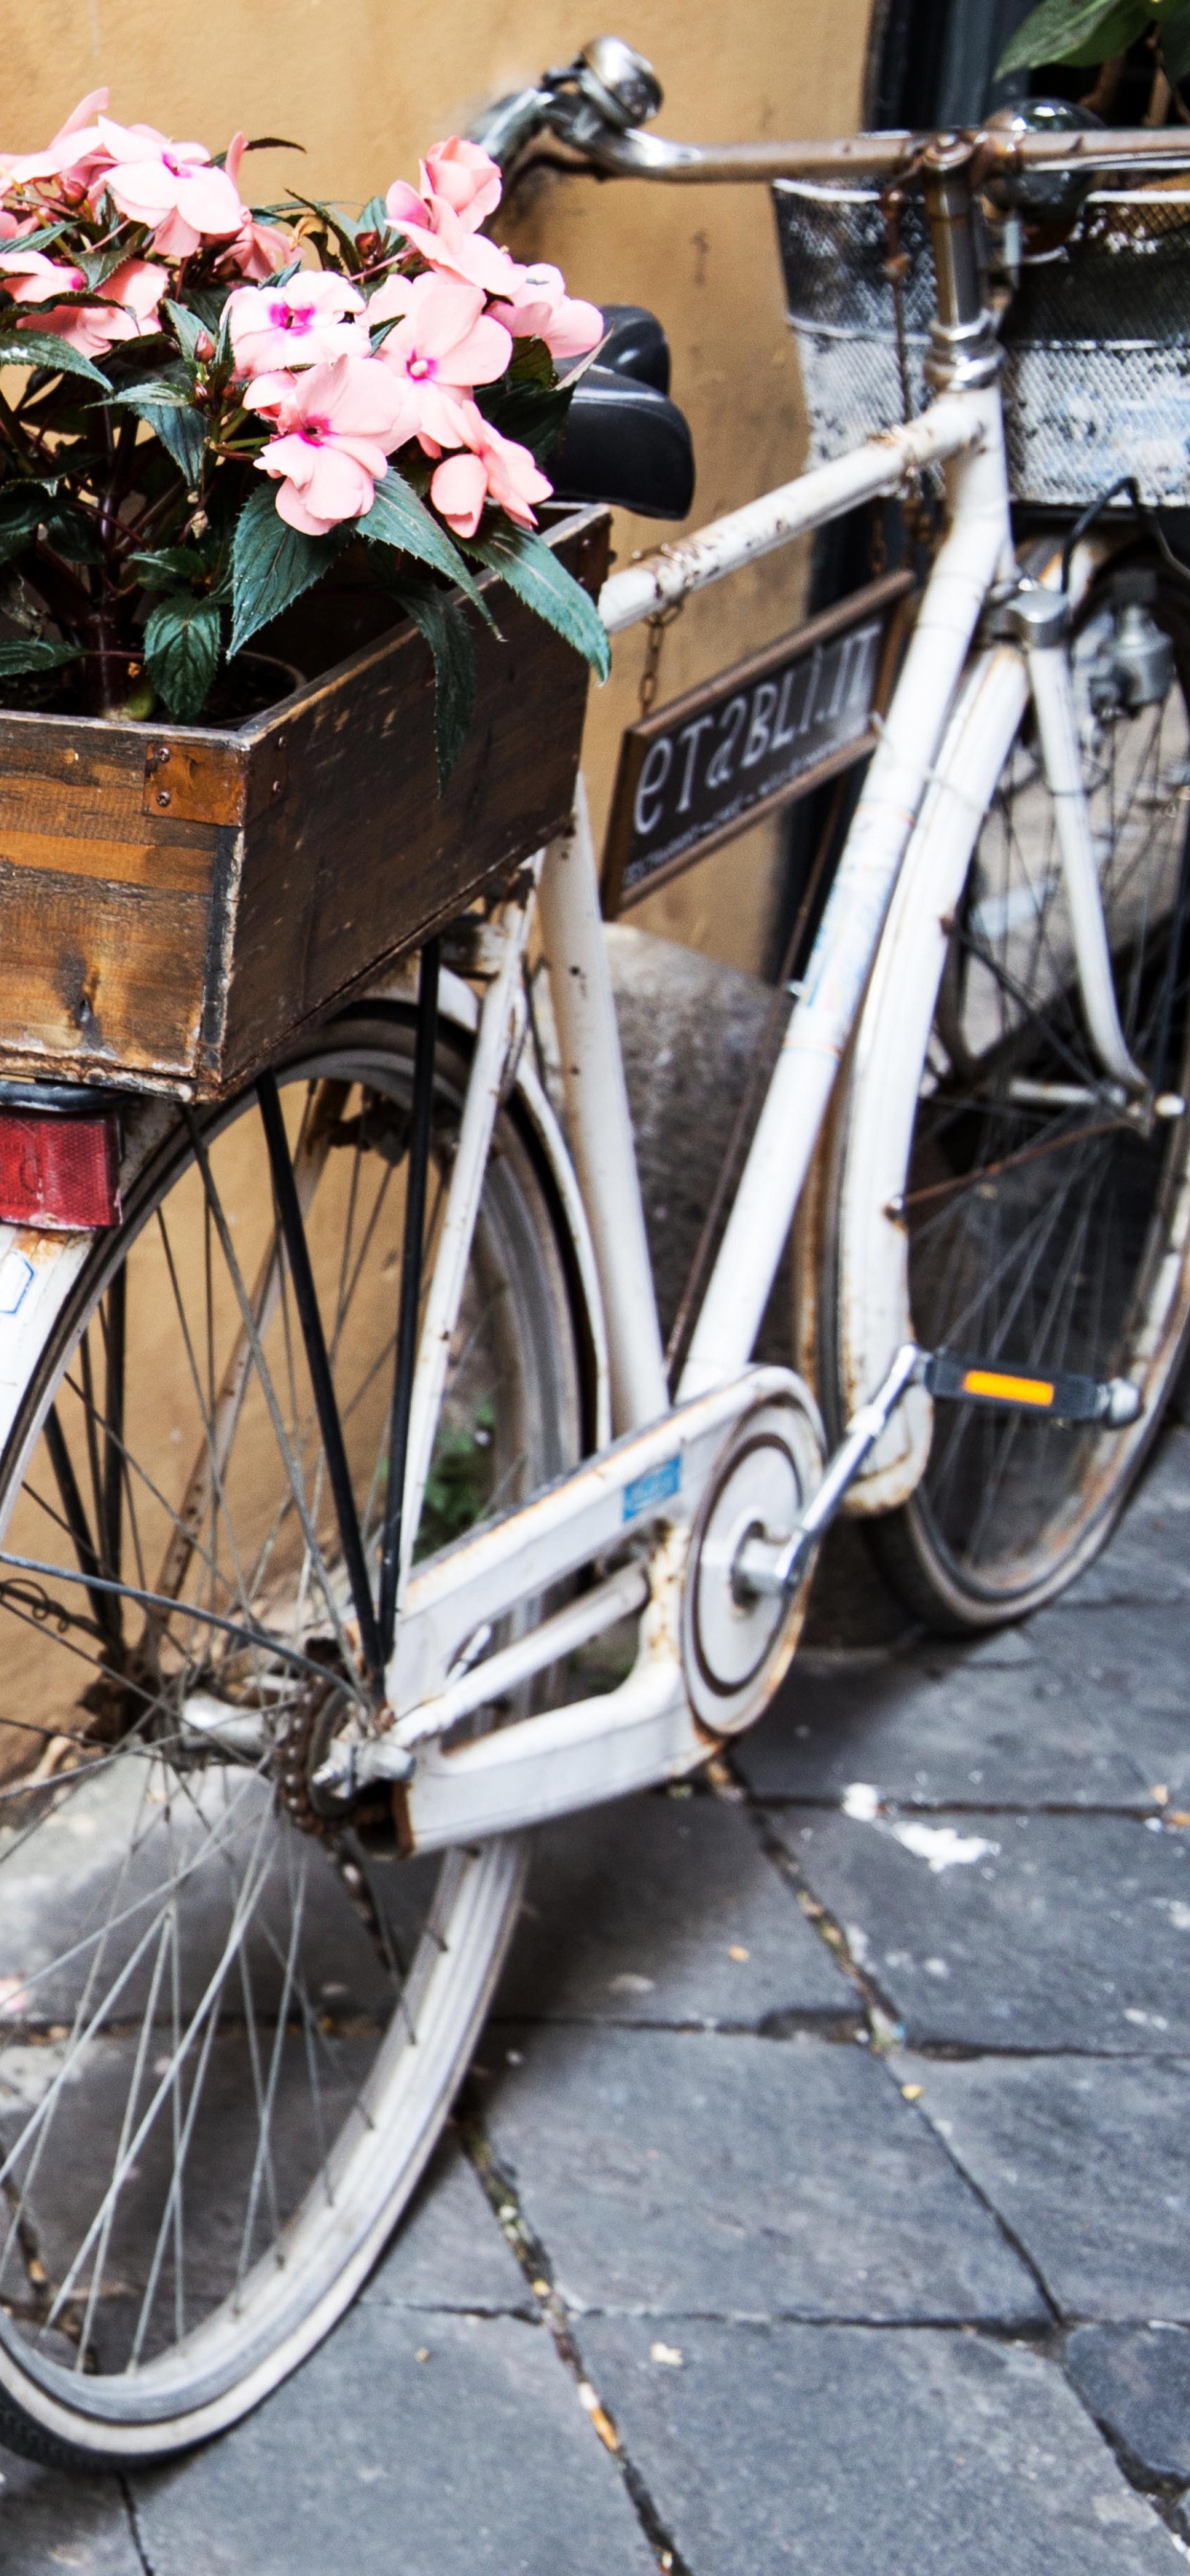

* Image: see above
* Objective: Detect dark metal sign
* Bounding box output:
[602,569,913,916]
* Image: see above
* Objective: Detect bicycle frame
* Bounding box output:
[363,380,1110,1850]
[0,110,1179,1854]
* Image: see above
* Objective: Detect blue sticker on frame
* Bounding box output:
[623,1456,681,1522]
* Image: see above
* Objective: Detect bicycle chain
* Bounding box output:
[275,1673,349,1840]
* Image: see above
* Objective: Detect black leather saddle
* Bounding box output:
[552,304,695,520]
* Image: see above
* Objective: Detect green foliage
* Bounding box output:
[381,570,477,792]
[459,521,610,681]
[229,481,337,656]
[1164,5,1190,72]
[109,377,196,408]
[0,638,82,675]
[128,545,210,590]
[284,192,366,271]
[998,0,1184,69]
[362,471,492,619]
[144,592,223,722]
[162,299,210,366]
[132,400,207,490]
[478,368,573,467]
[416,1401,496,1556]
[0,332,108,389]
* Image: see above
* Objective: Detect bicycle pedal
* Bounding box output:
[922,1351,1142,1428]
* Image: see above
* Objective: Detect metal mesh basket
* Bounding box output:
[772,177,1190,508]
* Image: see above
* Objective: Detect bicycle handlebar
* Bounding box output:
[472,34,1190,188]
[574,123,1190,185]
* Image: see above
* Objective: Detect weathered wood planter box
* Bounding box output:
[0,506,608,1102]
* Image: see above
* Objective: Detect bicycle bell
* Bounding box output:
[985,98,1103,227]
[572,36,663,130]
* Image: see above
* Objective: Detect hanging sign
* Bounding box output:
[602,568,914,917]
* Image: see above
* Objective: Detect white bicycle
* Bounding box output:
[4,48,1190,2464]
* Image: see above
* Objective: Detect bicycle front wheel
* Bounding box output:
[0,1002,583,2464]
[814,552,1190,1632]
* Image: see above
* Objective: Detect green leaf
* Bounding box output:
[458,521,609,680]
[285,191,363,270]
[0,637,81,677]
[229,480,336,655]
[128,544,209,590]
[508,335,557,390]
[996,0,1148,70]
[144,591,222,723]
[133,400,207,490]
[0,332,109,389]
[109,377,195,408]
[163,298,209,365]
[383,572,476,792]
[38,500,103,564]
[1160,3,1190,78]
[0,486,48,566]
[477,378,572,467]
[362,471,492,620]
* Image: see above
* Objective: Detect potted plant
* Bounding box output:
[0,96,611,1097]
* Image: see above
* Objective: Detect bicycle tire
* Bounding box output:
[811,549,1190,1632]
[0,1002,584,2463]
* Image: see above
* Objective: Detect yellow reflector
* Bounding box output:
[961,1368,1054,1408]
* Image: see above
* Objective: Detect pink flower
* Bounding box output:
[429,406,552,539]
[420,137,502,231]
[229,272,368,376]
[246,353,416,534]
[382,196,521,300]
[94,115,243,257]
[29,256,167,358]
[0,248,87,304]
[385,138,500,241]
[2,89,111,196]
[216,133,296,284]
[489,262,603,363]
[369,270,512,444]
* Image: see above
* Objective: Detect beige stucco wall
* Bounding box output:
[2,0,871,972]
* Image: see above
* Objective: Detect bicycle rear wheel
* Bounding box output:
[0,1002,583,2463]
[815,554,1190,1631]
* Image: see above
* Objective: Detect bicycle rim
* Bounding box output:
[0,1007,582,2460]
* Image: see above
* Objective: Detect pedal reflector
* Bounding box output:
[924,1350,1141,1427]
[960,1368,1054,1409]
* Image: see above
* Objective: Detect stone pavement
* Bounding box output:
[6,1430,1190,2571]
[6,921,1190,2569]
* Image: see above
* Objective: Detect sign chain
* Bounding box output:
[638,598,684,719]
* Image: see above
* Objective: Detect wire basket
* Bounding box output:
[772,178,1190,508]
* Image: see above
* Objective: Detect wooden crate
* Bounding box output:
[0,507,608,1101]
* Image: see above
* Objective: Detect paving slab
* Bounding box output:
[482,2023,1043,2324]
[494,1790,854,2030]
[1015,1599,1190,1801]
[1064,2322,1190,2489]
[0,2451,140,2575]
[577,2315,1179,2573]
[774,1808,1190,2050]
[362,2128,530,2312]
[739,1644,1148,1808]
[134,2305,654,2576]
[901,2053,1190,2320]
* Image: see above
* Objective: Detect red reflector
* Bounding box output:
[0,1112,120,1230]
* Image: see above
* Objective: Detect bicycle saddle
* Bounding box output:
[552,302,696,519]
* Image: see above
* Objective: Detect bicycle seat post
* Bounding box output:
[921,137,1000,395]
